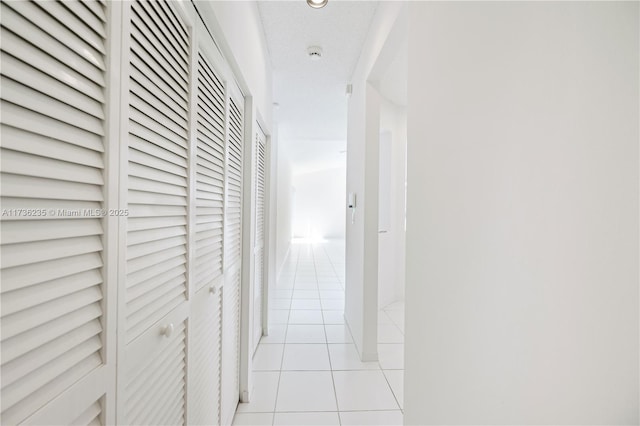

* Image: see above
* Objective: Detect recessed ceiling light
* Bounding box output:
[307,0,328,9]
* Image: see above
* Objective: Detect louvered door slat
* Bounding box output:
[198,63,225,106]
[195,51,226,292]
[1,173,104,202]
[80,0,107,23]
[197,158,225,182]
[129,26,187,103]
[0,28,104,103]
[197,89,225,130]
[2,304,102,365]
[2,149,104,185]
[127,215,186,232]
[150,0,189,55]
[125,321,187,425]
[197,129,225,160]
[1,5,105,87]
[225,97,244,266]
[2,77,104,136]
[130,101,188,144]
[72,399,102,426]
[3,355,102,424]
[37,1,106,54]
[253,128,267,353]
[2,102,104,152]
[131,3,188,81]
[2,336,102,409]
[63,0,106,36]
[129,26,188,104]
[221,268,242,424]
[129,140,188,175]
[129,176,188,198]
[127,256,186,298]
[197,116,226,155]
[1,270,102,316]
[129,163,187,190]
[126,286,185,344]
[2,126,103,169]
[190,287,223,425]
[2,321,101,389]
[2,54,104,119]
[130,79,189,134]
[128,204,187,219]
[130,65,185,120]
[4,1,105,71]
[0,1,108,423]
[2,218,102,244]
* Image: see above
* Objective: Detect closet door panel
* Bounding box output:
[220,90,244,424]
[125,0,189,343]
[189,285,223,425]
[121,1,190,424]
[252,128,267,354]
[221,266,242,425]
[194,50,226,293]
[0,1,110,424]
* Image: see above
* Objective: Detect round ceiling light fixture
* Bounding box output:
[307,0,328,9]
[307,46,323,60]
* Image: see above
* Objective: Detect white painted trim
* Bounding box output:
[114,2,132,422]
[360,6,409,362]
[184,6,199,424]
[262,131,273,336]
[102,1,124,422]
[361,82,381,362]
[239,95,256,403]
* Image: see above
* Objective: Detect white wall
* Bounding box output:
[292,166,346,240]
[346,2,407,361]
[404,3,639,424]
[276,142,293,275]
[194,1,272,129]
[378,99,406,309]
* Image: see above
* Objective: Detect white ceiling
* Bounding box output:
[257,1,378,173]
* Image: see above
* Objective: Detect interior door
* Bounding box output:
[122,1,190,423]
[252,125,267,355]
[0,1,112,423]
[188,39,227,426]
[221,90,244,426]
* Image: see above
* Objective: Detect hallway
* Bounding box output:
[233,242,405,426]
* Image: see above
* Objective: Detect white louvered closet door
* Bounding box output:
[190,285,223,426]
[221,92,244,426]
[123,0,190,424]
[0,0,111,424]
[252,127,267,355]
[187,43,227,425]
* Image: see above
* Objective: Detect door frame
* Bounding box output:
[239,103,271,403]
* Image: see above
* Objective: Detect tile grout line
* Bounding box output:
[270,247,299,426]
[313,245,342,426]
[380,368,402,412]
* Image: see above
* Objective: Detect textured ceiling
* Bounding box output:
[258,0,378,172]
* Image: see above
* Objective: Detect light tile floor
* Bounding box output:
[233,242,405,426]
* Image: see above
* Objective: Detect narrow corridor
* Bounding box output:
[233,242,405,425]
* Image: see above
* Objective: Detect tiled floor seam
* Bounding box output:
[270,249,298,426]
[312,246,342,425]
